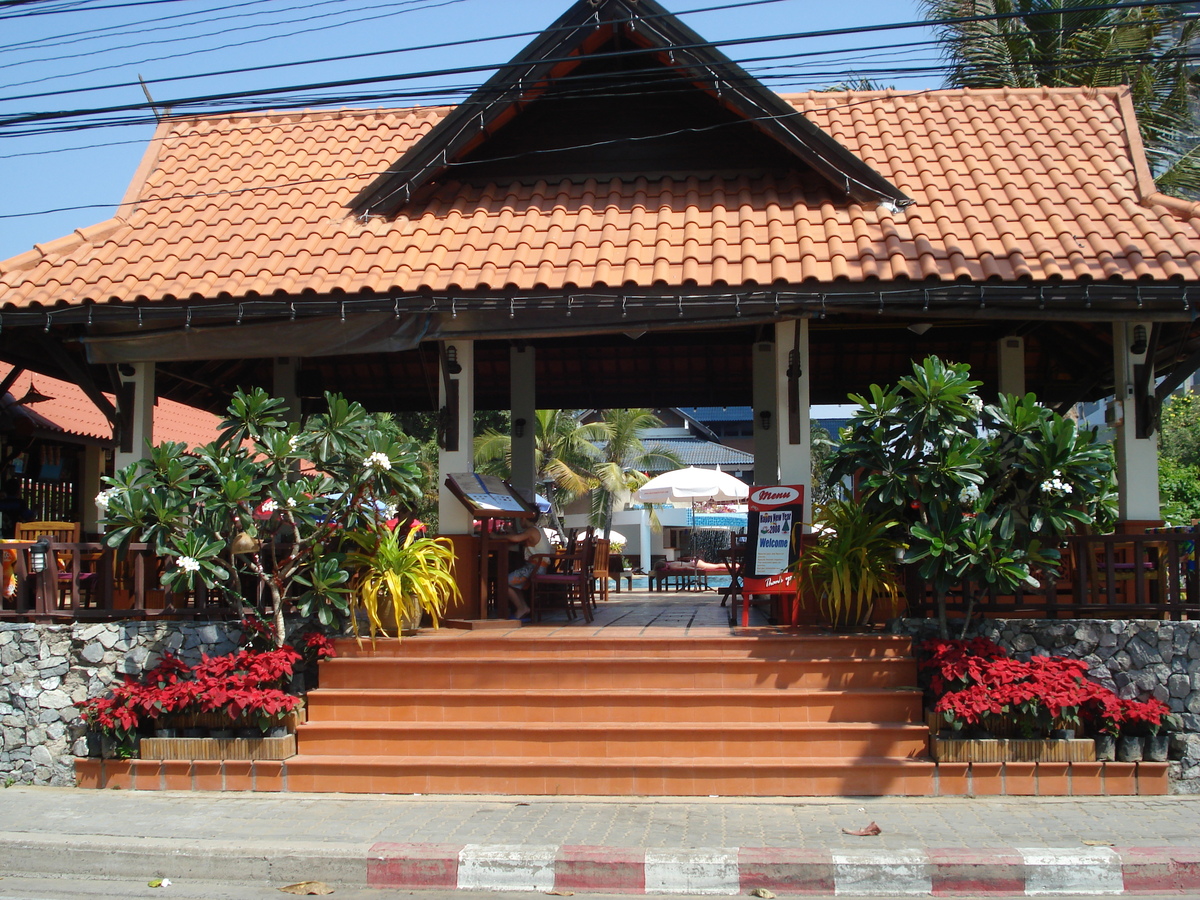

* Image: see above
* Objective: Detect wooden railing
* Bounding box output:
[905,528,1200,621]
[0,541,253,622]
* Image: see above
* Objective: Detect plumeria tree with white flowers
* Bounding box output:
[97,388,424,644]
[827,356,1116,638]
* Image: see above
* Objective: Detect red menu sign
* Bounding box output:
[743,484,805,596]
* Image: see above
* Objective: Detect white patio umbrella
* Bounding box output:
[591,528,627,544]
[633,467,749,504]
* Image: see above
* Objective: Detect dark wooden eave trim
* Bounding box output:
[350,0,911,217]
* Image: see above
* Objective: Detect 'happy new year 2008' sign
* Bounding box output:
[743,484,805,596]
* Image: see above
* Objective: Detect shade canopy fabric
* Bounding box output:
[633,467,749,504]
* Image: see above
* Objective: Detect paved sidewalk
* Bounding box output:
[1,787,1199,894]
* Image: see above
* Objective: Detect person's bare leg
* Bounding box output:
[508,586,530,618]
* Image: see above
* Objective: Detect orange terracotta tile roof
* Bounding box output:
[0,363,222,447]
[3,85,1200,310]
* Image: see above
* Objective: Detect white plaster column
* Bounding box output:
[437,340,475,534]
[273,356,301,423]
[80,445,108,535]
[114,362,155,472]
[752,338,778,485]
[1111,321,1160,522]
[509,344,536,503]
[775,319,811,522]
[997,335,1026,397]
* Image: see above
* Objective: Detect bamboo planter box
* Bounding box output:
[140,734,296,761]
[932,736,1096,763]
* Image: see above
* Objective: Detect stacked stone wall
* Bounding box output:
[0,621,240,786]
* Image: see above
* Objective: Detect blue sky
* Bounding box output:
[0,0,943,261]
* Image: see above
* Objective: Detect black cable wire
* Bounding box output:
[0,0,279,52]
[5,0,1188,107]
[0,0,467,93]
[0,0,798,98]
[1,0,1191,129]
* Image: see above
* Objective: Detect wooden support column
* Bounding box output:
[114,362,155,472]
[997,335,1026,397]
[1112,321,1160,523]
[509,343,536,503]
[752,337,778,485]
[775,319,811,522]
[437,340,475,535]
[80,446,108,535]
[273,357,301,423]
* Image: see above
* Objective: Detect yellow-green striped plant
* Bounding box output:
[803,499,902,627]
[344,521,459,644]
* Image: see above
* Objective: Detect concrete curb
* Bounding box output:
[366,843,1200,894]
[4,832,1200,894]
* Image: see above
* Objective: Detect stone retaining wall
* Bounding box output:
[0,621,240,786]
[6,618,1200,790]
[896,618,1200,793]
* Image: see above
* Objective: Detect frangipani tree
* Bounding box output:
[827,356,1116,638]
[98,388,424,643]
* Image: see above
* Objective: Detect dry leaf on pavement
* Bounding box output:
[749,887,776,898]
[842,821,882,836]
[279,882,334,895]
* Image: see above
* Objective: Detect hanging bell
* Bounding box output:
[230,532,261,555]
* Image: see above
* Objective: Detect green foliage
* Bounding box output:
[1157,393,1200,523]
[921,0,1200,199]
[827,356,1116,637]
[343,521,460,643]
[588,408,682,534]
[99,388,427,643]
[805,499,902,627]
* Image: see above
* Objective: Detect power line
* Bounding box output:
[1,0,1190,128]
[0,0,798,99]
[0,0,466,93]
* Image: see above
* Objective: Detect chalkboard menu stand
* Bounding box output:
[444,473,537,620]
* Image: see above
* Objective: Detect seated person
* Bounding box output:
[503,513,552,620]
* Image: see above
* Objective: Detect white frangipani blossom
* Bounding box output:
[176,556,201,573]
[260,498,278,514]
[363,452,392,472]
[94,487,122,510]
[958,483,981,505]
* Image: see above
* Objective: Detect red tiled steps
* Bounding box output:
[330,634,914,659]
[317,657,916,691]
[295,721,930,759]
[288,633,932,796]
[304,687,923,724]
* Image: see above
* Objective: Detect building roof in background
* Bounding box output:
[644,437,753,470]
[3,86,1198,311]
[0,364,222,448]
[682,406,752,423]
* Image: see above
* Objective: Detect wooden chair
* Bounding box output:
[529,528,595,623]
[592,538,612,603]
[14,521,96,607]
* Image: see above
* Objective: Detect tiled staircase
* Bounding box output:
[285,633,936,796]
[74,630,1172,794]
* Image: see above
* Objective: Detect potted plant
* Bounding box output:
[344,519,460,643]
[802,499,902,628]
[1121,698,1177,762]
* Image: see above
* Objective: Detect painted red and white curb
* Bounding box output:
[367,843,1200,894]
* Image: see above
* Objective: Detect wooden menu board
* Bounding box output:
[445,473,534,518]
[444,473,536,619]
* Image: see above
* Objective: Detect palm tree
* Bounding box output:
[588,408,683,535]
[474,409,609,536]
[921,0,1200,198]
